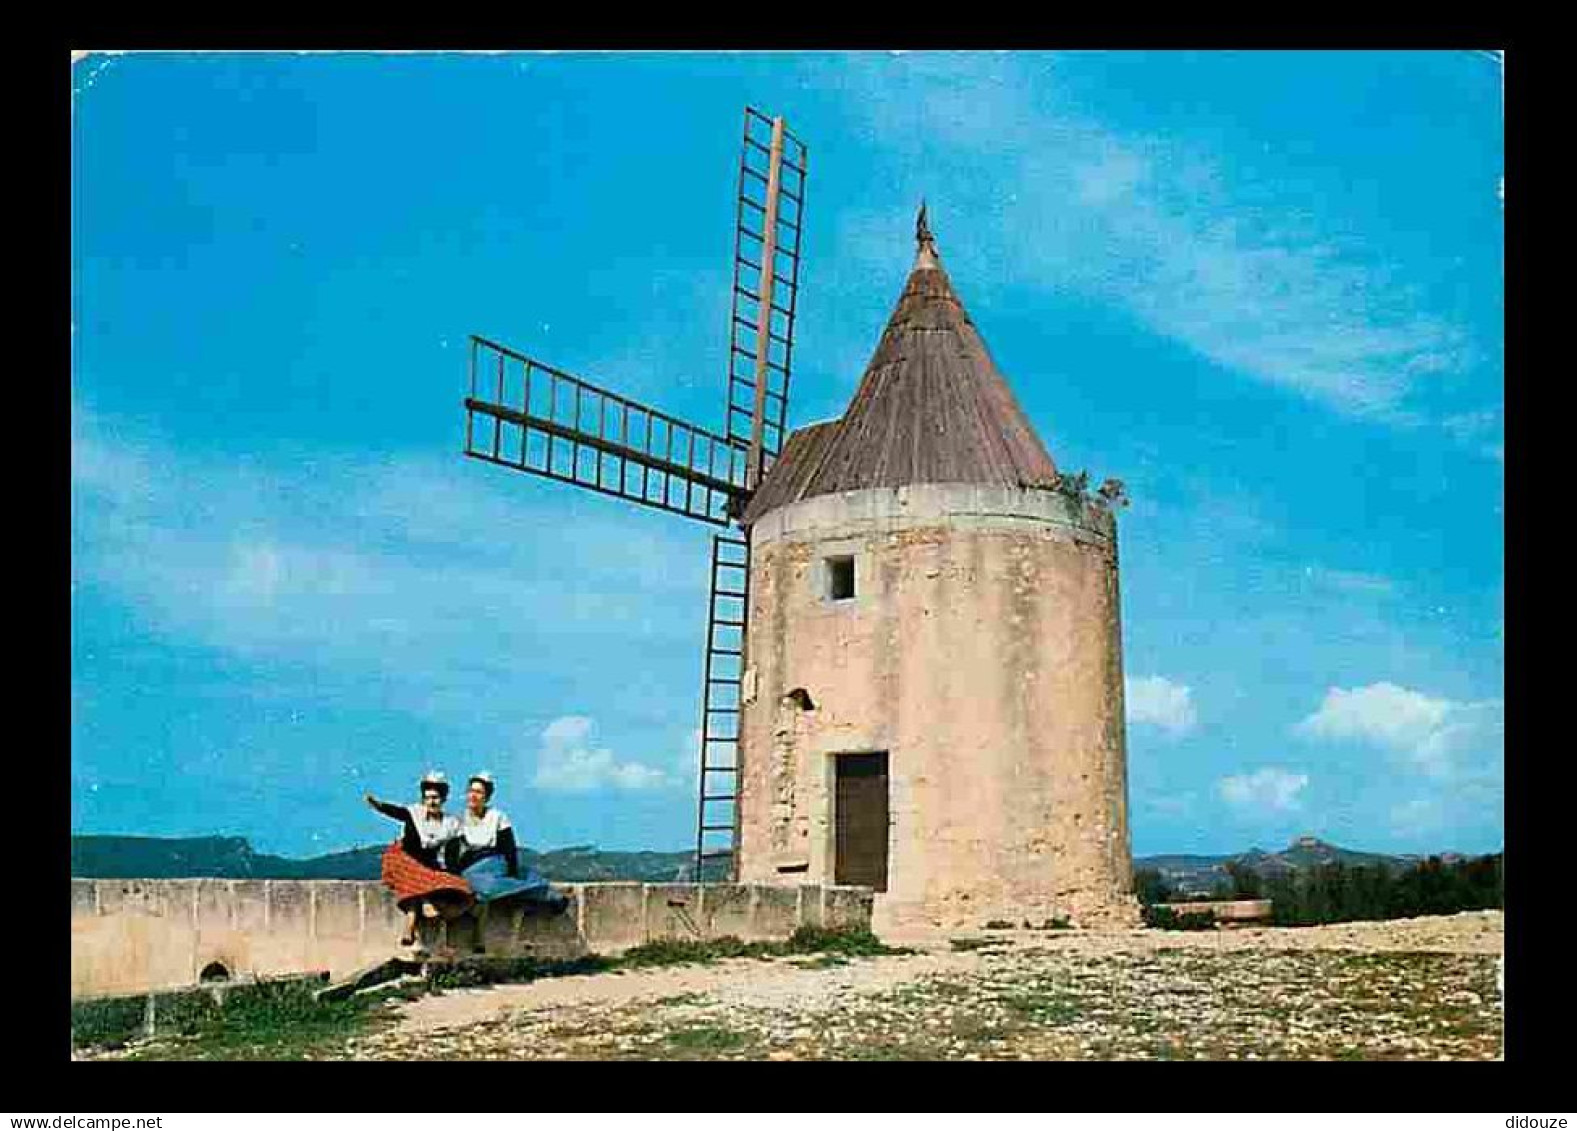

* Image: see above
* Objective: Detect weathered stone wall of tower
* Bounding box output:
[737,483,1141,932]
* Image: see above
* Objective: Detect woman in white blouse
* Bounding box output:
[365,770,473,950]
[448,772,567,952]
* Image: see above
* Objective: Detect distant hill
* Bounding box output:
[70,832,1480,890]
[1132,835,1477,897]
[69,835,712,883]
[70,836,291,880]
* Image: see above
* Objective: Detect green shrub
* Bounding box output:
[949,937,1004,952]
[619,926,909,967]
[783,925,908,956]
[663,1024,750,1053]
[619,936,766,967]
[70,994,149,1050]
[74,976,377,1060]
[427,954,614,989]
[1132,868,1173,905]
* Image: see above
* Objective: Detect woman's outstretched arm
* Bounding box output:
[366,794,423,856]
[365,794,408,822]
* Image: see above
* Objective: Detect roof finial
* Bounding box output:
[914,200,941,270]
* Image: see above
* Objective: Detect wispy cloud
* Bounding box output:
[1218,766,1309,813]
[71,396,710,723]
[531,715,676,792]
[1302,566,1396,598]
[1126,675,1198,736]
[822,53,1492,440]
[1294,682,1503,780]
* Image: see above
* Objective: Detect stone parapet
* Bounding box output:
[749,483,1115,550]
[70,878,872,999]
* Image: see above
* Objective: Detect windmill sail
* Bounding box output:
[463,336,749,526]
[725,107,808,490]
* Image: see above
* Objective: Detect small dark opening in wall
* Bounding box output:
[777,863,809,874]
[785,687,816,711]
[827,556,855,600]
[199,961,231,983]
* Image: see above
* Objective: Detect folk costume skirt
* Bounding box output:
[380,843,473,912]
[461,854,567,913]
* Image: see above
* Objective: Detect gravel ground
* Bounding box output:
[335,911,1503,1061]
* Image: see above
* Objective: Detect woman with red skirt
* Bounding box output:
[365,770,474,951]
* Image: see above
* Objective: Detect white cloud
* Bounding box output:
[1218,767,1309,813]
[1294,682,1503,779]
[1126,675,1197,736]
[532,715,674,792]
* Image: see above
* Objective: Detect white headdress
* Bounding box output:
[419,769,448,794]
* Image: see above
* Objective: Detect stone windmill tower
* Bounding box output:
[733,207,1141,932]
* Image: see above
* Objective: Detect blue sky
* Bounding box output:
[71,51,1503,859]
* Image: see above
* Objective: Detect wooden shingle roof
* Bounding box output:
[743,210,1058,526]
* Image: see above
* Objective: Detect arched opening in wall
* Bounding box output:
[199,961,231,983]
[784,687,815,711]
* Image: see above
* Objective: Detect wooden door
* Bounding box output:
[834,752,889,892]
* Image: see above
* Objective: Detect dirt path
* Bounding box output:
[343,911,1502,1060]
[391,948,977,1035]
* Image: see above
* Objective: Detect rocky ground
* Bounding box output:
[328,911,1503,1061]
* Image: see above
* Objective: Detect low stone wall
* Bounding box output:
[70,878,873,999]
[1153,899,1273,926]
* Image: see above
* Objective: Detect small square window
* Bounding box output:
[827,555,855,601]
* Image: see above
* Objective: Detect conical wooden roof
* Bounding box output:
[743,208,1059,526]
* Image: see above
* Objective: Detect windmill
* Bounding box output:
[460,107,808,882]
